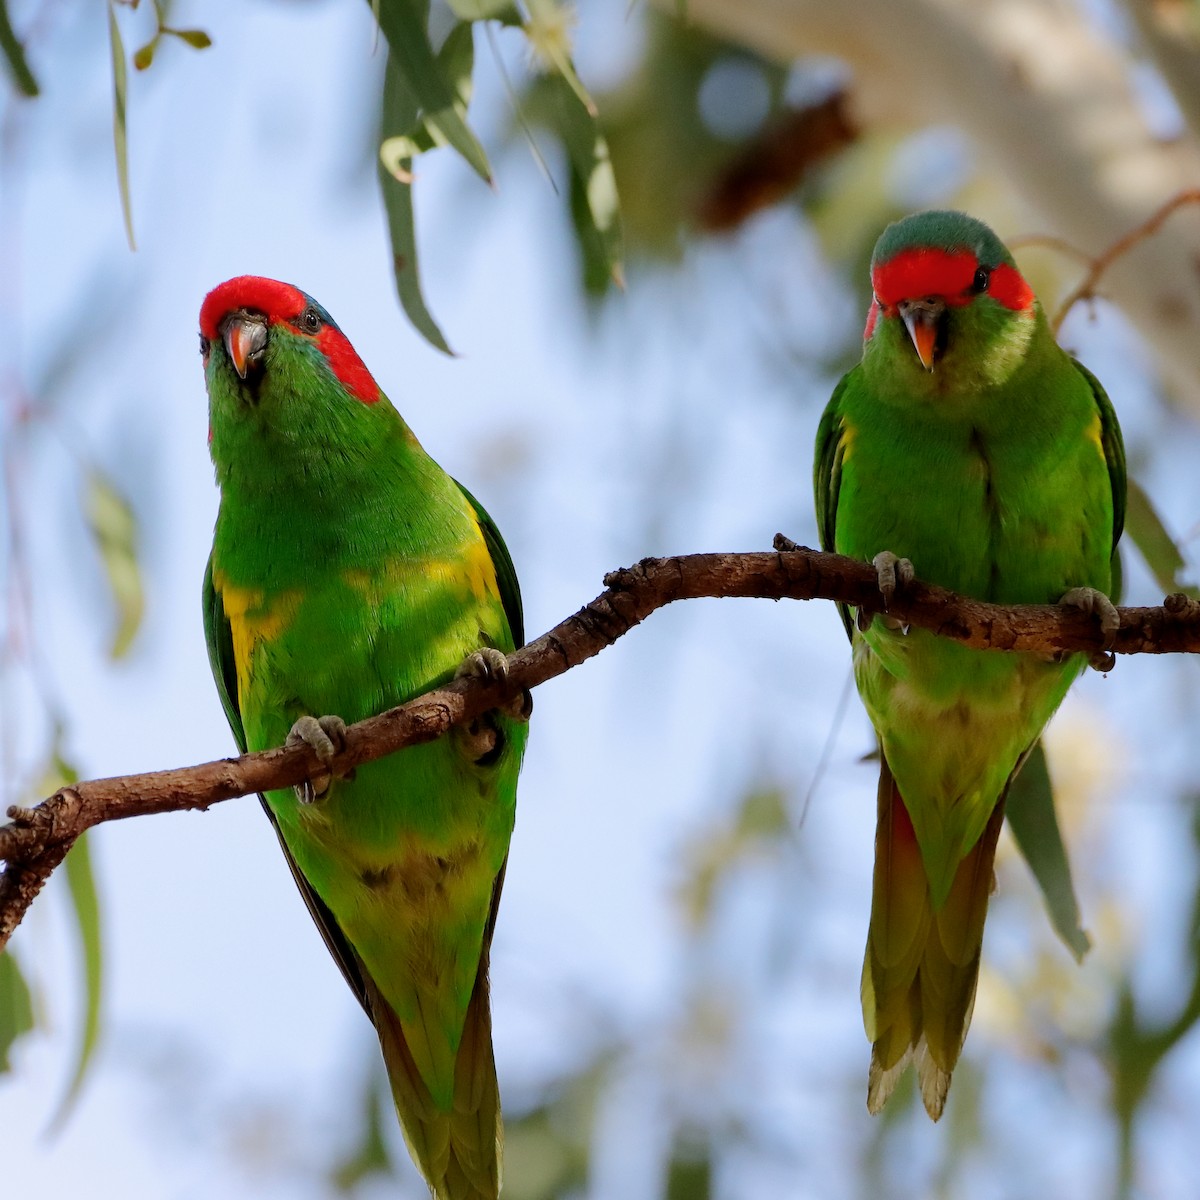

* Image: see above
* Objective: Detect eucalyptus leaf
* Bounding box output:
[1126,477,1198,598]
[0,951,35,1074]
[107,2,136,250]
[379,51,454,354]
[168,28,212,50]
[48,828,105,1132]
[0,0,39,96]
[542,73,624,292]
[1006,741,1090,962]
[372,0,492,182]
[84,469,144,659]
[525,0,596,115]
[445,0,520,21]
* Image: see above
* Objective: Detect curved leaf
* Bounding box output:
[106,2,136,250]
[0,950,34,1074]
[1006,741,1090,962]
[0,0,38,96]
[84,469,144,660]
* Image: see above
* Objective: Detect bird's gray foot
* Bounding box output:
[286,714,348,804]
[1060,586,1119,672]
[455,647,533,722]
[858,551,915,632]
[453,647,532,766]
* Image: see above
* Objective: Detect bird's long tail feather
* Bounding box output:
[364,965,501,1200]
[861,754,1004,1119]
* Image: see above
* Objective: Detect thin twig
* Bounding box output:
[3,543,1199,952]
[1051,190,1200,335]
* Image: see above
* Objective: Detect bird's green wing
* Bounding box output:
[1073,359,1127,552]
[202,555,245,754]
[814,374,854,641]
[202,554,370,1015]
[455,480,525,648]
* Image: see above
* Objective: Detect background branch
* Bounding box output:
[3,542,1198,953]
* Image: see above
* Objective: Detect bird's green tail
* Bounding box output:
[364,966,502,1199]
[860,755,1004,1120]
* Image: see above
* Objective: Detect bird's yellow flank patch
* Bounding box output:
[212,571,300,701]
[1085,409,1105,460]
[838,416,858,464]
[341,522,500,611]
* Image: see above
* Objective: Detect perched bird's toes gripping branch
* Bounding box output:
[456,647,533,724]
[857,550,916,632]
[1060,586,1121,671]
[285,714,349,803]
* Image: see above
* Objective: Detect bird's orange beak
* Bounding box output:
[222,313,269,380]
[898,298,944,372]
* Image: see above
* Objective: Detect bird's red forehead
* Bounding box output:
[870,246,1034,315]
[199,276,307,339]
[871,247,978,307]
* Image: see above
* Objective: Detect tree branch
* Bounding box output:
[3,542,1198,952]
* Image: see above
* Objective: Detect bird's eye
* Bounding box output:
[199,333,211,359]
[970,266,991,294]
[299,306,323,334]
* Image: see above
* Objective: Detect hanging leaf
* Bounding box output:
[543,72,624,292]
[21,747,105,1127]
[444,0,518,20]
[132,37,156,71]
[1006,741,1091,962]
[0,0,39,96]
[165,28,212,51]
[524,0,596,116]
[106,1,136,249]
[50,827,105,1131]
[329,1060,393,1191]
[1125,477,1198,599]
[0,951,35,1074]
[379,49,454,354]
[84,469,144,659]
[372,0,492,183]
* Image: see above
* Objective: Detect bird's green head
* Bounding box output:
[200,276,394,481]
[861,210,1041,394]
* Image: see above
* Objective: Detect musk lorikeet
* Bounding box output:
[200,276,529,1198]
[814,211,1125,1119]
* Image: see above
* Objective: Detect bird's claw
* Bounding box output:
[857,551,914,632]
[286,714,348,804]
[456,647,532,723]
[1059,586,1119,672]
[456,647,509,685]
[873,551,915,606]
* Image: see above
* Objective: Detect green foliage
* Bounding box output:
[19,746,106,1130]
[1125,477,1199,598]
[106,2,135,250]
[49,829,105,1132]
[526,71,624,293]
[373,0,622,346]
[0,951,35,1075]
[374,0,493,183]
[1107,800,1200,1197]
[572,15,787,262]
[1006,741,1091,962]
[131,0,212,73]
[0,0,39,96]
[84,469,144,660]
[329,1065,394,1192]
[378,32,463,354]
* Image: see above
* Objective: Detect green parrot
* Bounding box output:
[199,275,529,1198]
[814,211,1125,1119]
